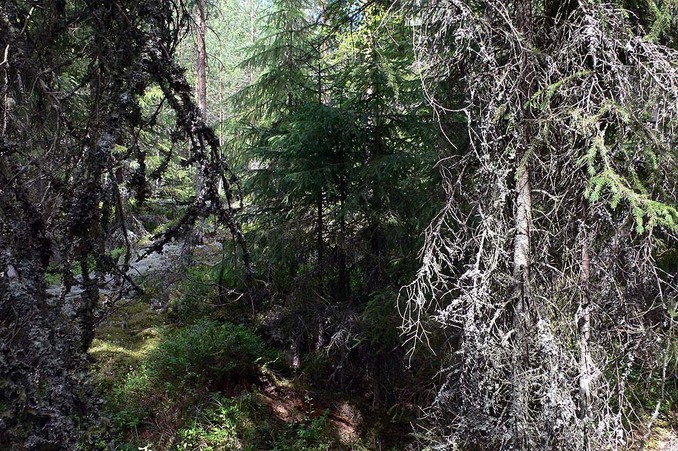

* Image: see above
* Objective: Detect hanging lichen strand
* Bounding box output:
[0,1,248,448]
[403,1,678,449]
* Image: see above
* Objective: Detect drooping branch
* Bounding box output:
[403,1,678,449]
[0,1,252,447]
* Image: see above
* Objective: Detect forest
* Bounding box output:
[0,0,677,450]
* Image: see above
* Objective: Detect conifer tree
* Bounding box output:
[404,0,678,449]
[237,0,440,400]
[0,0,247,446]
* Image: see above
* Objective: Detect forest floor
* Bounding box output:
[89,300,373,449]
[640,413,678,451]
[63,239,676,450]
[84,240,408,450]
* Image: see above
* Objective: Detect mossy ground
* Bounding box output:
[86,248,676,450]
[88,291,400,450]
[90,300,167,382]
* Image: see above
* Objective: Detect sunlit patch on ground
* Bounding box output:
[89,299,167,383]
[645,418,678,451]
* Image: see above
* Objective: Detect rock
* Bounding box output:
[5,264,18,280]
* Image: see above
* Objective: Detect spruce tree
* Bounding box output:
[404,0,678,449]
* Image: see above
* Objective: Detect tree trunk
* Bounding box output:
[513,167,532,310]
[243,0,258,85]
[578,214,592,451]
[183,0,207,265]
[317,192,324,284]
[195,0,207,198]
[511,163,533,449]
[0,213,98,448]
[511,1,534,448]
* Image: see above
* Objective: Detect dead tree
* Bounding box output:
[402,1,678,449]
[0,0,249,447]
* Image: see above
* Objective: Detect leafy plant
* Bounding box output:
[272,410,333,451]
[148,320,273,389]
[108,367,157,429]
[176,393,264,451]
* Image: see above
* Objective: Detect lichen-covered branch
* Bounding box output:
[403,1,678,449]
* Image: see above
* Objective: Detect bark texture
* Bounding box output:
[0,1,250,447]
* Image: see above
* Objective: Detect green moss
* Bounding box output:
[89,300,167,381]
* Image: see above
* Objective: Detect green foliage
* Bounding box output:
[235,0,319,124]
[231,0,440,411]
[240,0,438,285]
[134,84,197,216]
[104,319,278,435]
[169,265,219,322]
[102,316,355,449]
[360,290,401,347]
[148,320,273,388]
[108,367,157,429]
[169,263,250,323]
[176,393,263,450]
[272,411,332,451]
[252,102,358,202]
[45,269,62,286]
[174,394,338,451]
[581,124,678,234]
[110,247,126,261]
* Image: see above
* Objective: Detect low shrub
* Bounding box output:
[168,266,217,323]
[148,320,272,389]
[271,411,333,451]
[176,393,264,450]
[108,366,157,429]
[168,263,249,324]
[105,320,280,439]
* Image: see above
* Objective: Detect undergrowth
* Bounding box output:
[87,258,410,450]
[91,297,369,450]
